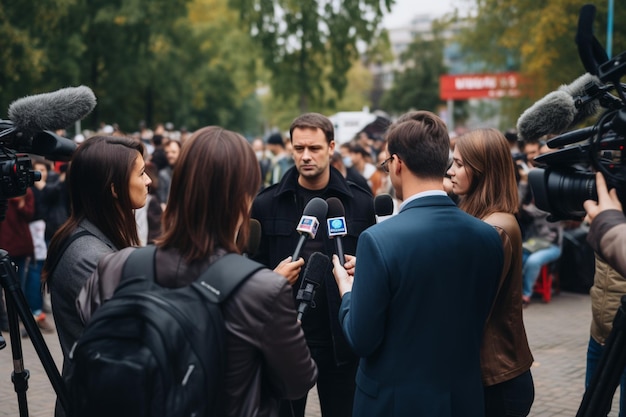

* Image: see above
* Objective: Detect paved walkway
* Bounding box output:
[0,291,620,416]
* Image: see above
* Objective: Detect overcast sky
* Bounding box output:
[382,0,471,29]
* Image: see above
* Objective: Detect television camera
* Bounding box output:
[0,85,94,416]
[523,5,626,221]
[0,85,95,219]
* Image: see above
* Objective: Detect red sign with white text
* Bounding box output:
[440,72,528,100]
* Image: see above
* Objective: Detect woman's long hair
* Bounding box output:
[156,126,261,262]
[42,135,145,282]
[455,128,519,220]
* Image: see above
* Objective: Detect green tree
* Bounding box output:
[457,0,626,124]
[259,57,375,134]
[381,22,448,115]
[229,0,393,112]
[0,0,75,118]
[363,28,393,109]
[1,0,263,134]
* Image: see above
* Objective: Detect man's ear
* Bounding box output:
[393,157,402,176]
[111,183,118,199]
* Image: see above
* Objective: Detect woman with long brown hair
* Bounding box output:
[43,135,150,370]
[78,126,317,416]
[447,128,534,417]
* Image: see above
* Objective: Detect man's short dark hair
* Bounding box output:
[289,113,334,144]
[349,143,370,158]
[266,132,285,149]
[386,110,450,179]
[503,129,518,144]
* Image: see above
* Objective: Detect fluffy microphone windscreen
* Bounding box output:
[516,91,576,141]
[558,73,602,125]
[9,85,97,132]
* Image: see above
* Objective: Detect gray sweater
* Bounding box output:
[49,220,117,374]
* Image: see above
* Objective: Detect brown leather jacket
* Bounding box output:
[78,246,317,417]
[481,212,534,386]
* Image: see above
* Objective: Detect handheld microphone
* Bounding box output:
[517,73,602,142]
[296,252,331,321]
[291,197,328,261]
[245,219,262,258]
[374,193,394,216]
[326,197,347,265]
[8,85,97,133]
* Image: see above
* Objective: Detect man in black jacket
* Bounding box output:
[252,112,376,417]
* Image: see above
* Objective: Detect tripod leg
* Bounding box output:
[5,287,30,417]
[0,250,70,415]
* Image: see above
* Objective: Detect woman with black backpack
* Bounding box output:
[76,126,317,417]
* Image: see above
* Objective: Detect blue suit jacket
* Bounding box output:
[339,195,503,417]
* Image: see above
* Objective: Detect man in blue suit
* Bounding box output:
[332,110,504,417]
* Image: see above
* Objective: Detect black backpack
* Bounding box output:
[64,246,264,417]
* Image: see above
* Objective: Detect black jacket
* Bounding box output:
[251,166,376,364]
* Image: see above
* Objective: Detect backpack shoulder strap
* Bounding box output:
[196,254,265,303]
[47,230,95,280]
[116,245,157,294]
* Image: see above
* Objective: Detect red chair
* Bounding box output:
[533,263,559,303]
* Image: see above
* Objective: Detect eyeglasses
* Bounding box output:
[379,154,394,173]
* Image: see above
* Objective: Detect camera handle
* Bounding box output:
[0,249,69,416]
[576,295,626,417]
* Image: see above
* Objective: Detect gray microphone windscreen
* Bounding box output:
[8,85,97,132]
[558,73,602,125]
[516,90,576,142]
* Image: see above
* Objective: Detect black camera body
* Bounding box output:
[0,119,76,220]
[527,8,626,221]
[0,85,96,218]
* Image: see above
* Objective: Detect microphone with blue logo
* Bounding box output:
[326,197,347,266]
[291,197,328,261]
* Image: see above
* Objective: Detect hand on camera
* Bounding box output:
[583,172,623,224]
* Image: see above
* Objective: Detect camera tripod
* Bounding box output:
[0,249,69,416]
[576,295,626,416]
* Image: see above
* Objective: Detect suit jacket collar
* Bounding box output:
[399,194,457,213]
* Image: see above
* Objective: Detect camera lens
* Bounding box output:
[529,168,597,220]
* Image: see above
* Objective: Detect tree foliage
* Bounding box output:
[260,57,375,133]
[0,0,261,134]
[456,0,626,124]
[229,0,393,112]
[381,21,448,115]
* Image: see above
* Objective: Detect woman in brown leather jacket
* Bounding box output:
[78,126,317,416]
[446,128,534,417]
